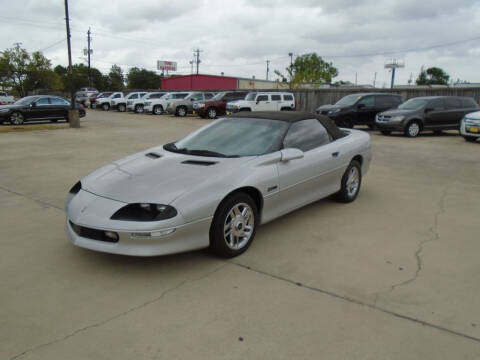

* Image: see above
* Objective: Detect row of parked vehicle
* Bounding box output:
[83,88,480,142]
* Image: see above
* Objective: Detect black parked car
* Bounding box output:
[316,93,403,128]
[375,96,480,137]
[0,95,86,125]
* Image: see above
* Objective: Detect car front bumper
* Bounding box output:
[65,189,211,256]
[375,119,405,131]
[460,120,480,138]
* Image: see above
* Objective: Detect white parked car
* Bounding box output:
[112,92,147,112]
[0,91,15,105]
[460,111,480,142]
[226,92,296,113]
[128,92,166,113]
[144,92,189,115]
[95,92,123,111]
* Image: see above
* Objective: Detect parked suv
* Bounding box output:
[165,92,215,117]
[112,92,147,112]
[316,93,402,128]
[376,96,480,137]
[194,91,247,119]
[226,92,295,113]
[128,92,166,113]
[95,92,123,111]
[144,92,189,115]
[460,111,480,142]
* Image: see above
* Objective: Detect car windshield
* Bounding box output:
[335,94,363,106]
[211,92,226,101]
[245,93,257,101]
[15,96,38,105]
[98,93,112,98]
[398,98,430,110]
[165,117,289,157]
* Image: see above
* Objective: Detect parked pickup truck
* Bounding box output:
[226,92,295,113]
[112,92,147,112]
[95,92,123,111]
[0,91,15,105]
[128,92,166,113]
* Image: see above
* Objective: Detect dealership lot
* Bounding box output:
[1,110,480,359]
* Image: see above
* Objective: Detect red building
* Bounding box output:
[161,74,237,90]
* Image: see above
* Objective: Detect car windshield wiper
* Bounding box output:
[164,143,238,158]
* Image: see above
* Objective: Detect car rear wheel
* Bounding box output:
[10,112,24,125]
[176,106,187,117]
[118,104,126,112]
[404,121,421,137]
[334,160,362,203]
[102,103,110,111]
[207,107,217,119]
[210,193,258,258]
[135,104,144,113]
[153,105,163,115]
[464,136,477,142]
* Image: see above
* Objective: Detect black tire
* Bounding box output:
[176,106,187,117]
[210,193,259,258]
[102,103,110,111]
[118,104,126,112]
[9,112,24,125]
[50,119,58,123]
[153,105,163,115]
[464,136,477,142]
[334,160,362,203]
[380,130,391,135]
[404,120,421,137]
[207,107,217,119]
[135,104,144,113]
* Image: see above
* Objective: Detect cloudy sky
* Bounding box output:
[1,0,480,87]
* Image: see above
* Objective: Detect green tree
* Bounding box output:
[54,64,108,91]
[275,53,338,88]
[126,67,161,89]
[106,64,125,90]
[0,46,61,96]
[416,67,450,85]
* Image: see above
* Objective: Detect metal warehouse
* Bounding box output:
[161,74,289,91]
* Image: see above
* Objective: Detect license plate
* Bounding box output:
[469,126,479,133]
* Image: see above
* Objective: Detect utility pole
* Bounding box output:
[87,28,92,87]
[266,60,270,80]
[373,72,377,88]
[189,60,194,74]
[355,72,358,86]
[64,0,79,127]
[288,52,293,67]
[193,48,202,74]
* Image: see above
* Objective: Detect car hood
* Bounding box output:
[0,104,19,110]
[81,146,253,205]
[379,109,412,116]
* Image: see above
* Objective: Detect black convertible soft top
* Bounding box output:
[228,111,347,140]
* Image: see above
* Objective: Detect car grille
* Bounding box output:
[69,221,119,243]
[377,114,391,122]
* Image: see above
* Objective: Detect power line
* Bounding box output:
[38,38,66,52]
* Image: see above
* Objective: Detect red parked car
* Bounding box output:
[193,91,248,119]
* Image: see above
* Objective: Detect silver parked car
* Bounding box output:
[165,92,215,117]
[65,112,371,257]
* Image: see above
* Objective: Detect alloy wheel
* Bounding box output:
[346,166,360,198]
[407,122,420,137]
[223,203,255,251]
[10,112,24,125]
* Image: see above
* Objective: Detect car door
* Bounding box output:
[443,98,465,127]
[31,97,52,119]
[355,95,376,124]
[50,97,69,118]
[424,99,446,128]
[275,119,344,216]
[255,95,271,111]
[270,94,282,111]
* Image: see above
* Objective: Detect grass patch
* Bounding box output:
[0,124,69,133]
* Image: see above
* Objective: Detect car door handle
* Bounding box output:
[331,152,339,157]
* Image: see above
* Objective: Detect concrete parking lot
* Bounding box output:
[1,109,480,359]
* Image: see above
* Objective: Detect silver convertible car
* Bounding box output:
[65,112,372,257]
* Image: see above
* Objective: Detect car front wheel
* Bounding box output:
[210,193,258,258]
[176,106,187,117]
[405,121,421,137]
[118,104,126,112]
[10,112,24,125]
[207,107,217,119]
[334,160,362,203]
[135,104,144,113]
[102,103,110,111]
[153,105,163,115]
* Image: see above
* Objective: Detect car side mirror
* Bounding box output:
[256,100,260,104]
[357,103,365,109]
[280,148,304,162]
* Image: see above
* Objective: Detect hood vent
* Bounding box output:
[145,152,162,159]
[181,160,217,166]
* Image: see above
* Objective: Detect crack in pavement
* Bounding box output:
[0,185,62,210]
[373,184,451,306]
[9,263,227,360]
[228,261,480,344]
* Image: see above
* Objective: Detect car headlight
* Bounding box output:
[328,108,341,115]
[111,203,177,221]
[391,116,405,122]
